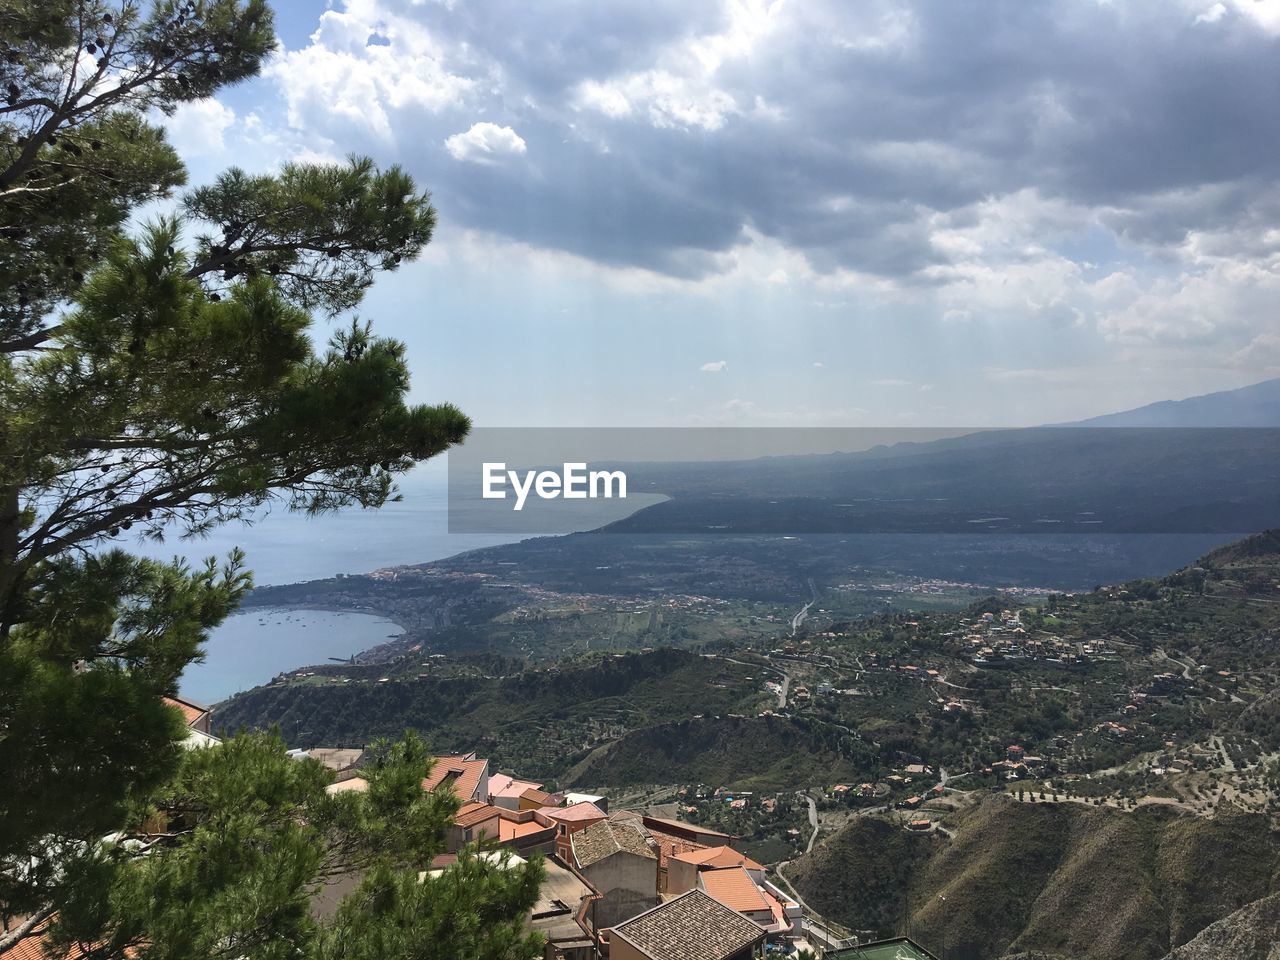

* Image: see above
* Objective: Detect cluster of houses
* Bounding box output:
[323,749,811,959]
[944,611,1117,669]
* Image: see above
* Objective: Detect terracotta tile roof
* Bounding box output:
[671,845,764,872]
[163,695,207,728]
[0,918,136,960]
[455,801,501,829]
[544,801,607,824]
[698,866,770,915]
[520,787,553,806]
[422,755,486,801]
[644,828,706,869]
[571,819,657,869]
[609,889,766,960]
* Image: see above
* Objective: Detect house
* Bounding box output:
[570,819,660,929]
[520,787,555,810]
[422,753,490,803]
[545,801,608,861]
[608,889,767,960]
[667,846,765,894]
[564,792,608,813]
[445,801,558,856]
[164,695,219,749]
[448,801,504,851]
[487,773,545,811]
[698,866,772,927]
[640,815,733,848]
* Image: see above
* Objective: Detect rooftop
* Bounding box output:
[545,801,607,824]
[422,755,487,802]
[671,845,764,872]
[610,889,767,960]
[571,819,656,869]
[697,865,770,914]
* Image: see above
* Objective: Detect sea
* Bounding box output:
[114,460,661,704]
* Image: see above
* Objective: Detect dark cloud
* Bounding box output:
[273,0,1280,281]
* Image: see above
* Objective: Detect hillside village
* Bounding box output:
[134,701,938,960]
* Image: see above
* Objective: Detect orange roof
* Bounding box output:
[646,829,707,869]
[498,819,548,842]
[455,801,501,829]
[544,801,607,824]
[520,787,553,806]
[163,695,207,728]
[422,755,486,801]
[0,918,135,960]
[699,866,770,914]
[671,846,764,872]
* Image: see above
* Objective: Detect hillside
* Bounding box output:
[565,714,873,791]
[789,797,1279,960]
[1160,891,1280,960]
[212,648,772,782]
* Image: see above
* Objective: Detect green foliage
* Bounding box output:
[44,731,545,960]
[0,3,493,956]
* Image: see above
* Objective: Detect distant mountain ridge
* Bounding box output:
[1072,377,1280,427]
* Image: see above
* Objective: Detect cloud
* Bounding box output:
[252,0,1280,364]
[165,98,235,156]
[812,361,824,368]
[445,122,528,163]
[700,360,728,372]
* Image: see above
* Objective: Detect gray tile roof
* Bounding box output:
[572,818,657,869]
[610,889,767,960]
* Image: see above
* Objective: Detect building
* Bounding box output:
[164,695,219,749]
[487,772,544,811]
[545,801,608,861]
[563,792,608,812]
[697,866,773,927]
[520,787,555,810]
[608,889,767,960]
[667,846,764,895]
[445,801,557,856]
[422,753,490,802]
[569,819,660,929]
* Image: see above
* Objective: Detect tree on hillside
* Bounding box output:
[0,3,540,956]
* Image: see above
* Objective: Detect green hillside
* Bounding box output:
[789,796,1279,960]
[565,714,873,791]
[212,648,771,781]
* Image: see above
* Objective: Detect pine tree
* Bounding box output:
[0,3,541,957]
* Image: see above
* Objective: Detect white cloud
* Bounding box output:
[265,4,475,142]
[812,361,824,368]
[165,98,236,157]
[444,122,528,164]
[700,360,728,372]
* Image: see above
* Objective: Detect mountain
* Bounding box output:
[1074,377,1280,427]
[788,797,1280,960]
[1160,891,1280,960]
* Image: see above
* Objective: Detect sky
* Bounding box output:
[160,0,1280,428]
